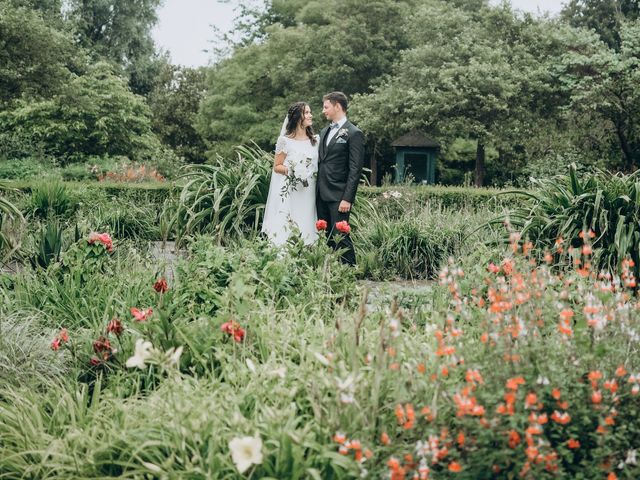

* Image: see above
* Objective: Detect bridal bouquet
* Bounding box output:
[281,152,317,197]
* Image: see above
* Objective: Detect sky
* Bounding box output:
[152,0,567,67]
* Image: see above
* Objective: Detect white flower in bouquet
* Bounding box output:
[281,152,316,197]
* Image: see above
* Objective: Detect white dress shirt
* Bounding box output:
[325,117,348,146]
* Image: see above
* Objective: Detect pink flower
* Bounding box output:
[88,232,114,253]
[335,221,351,234]
[131,307,153,322]
[51,328,70,351]
[316,219,328,231]
[221,321,245,343]
[58,328,69,342]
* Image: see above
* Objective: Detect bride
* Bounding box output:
[261,102,319,246]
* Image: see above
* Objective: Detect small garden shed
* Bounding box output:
[391,130,439,184]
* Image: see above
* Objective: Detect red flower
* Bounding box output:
[51,337,61,351]
[221,321,245,342]
[335,220,351,234]
[106,318,124,336]
[153,277,168,294]
[131,307,153,322]
[93,336,112,354]
[448,461,462,472]
[88,232,114,253]
[315,219,328,231]
[89,357,101,366]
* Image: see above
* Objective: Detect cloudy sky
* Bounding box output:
[152,0,567,67]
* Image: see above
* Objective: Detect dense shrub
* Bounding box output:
[0,63,160,165]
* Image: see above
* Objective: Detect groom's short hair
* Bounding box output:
[323,91,348,112]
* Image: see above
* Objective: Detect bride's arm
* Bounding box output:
[274,136,288,175]
[274,151,289,175]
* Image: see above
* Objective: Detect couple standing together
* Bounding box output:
[261,91,365,265]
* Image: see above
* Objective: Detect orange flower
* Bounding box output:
[525,392,538,408]
[591,390,603,404]
[387,457,400,470]
[333,432,346,444]
[416,363,426,374]
[457,431,465,447]
[395,404,405,425]
[588,370,602,387]
[448,461,462,473]
[567,438,580,449]
[508,430,521,449]
[404,404,415,430]
[558,319,573,336]
[615,365,627,377]
[607,472,618,480]
[551,388,561,400]
[380,432,390,445]
[551,410,571,425]
[421,406,434,421]
[604,415,615,426]
[506,376,525,390]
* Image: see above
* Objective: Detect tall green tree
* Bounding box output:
[66,0,162,94]
[555,20,640,171]
[0,3,82,104]
[352,3,554,186]
[561,0,640,49]
[148,63,208,163]
[197,0,414,156]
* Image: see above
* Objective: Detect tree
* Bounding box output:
[197,0,414,156]
[148,63,208,163]
[352,3,551,186]
[561,0,640,49]
[0,62,160,163]
[0,3,82,104]
[555,21,640,171]
[66,0,162,94]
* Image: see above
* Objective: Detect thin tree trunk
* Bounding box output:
[369,142,377,186]
[615,118,634,172]
[474,141,486,187]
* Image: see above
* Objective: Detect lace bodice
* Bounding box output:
[275,135,319,165]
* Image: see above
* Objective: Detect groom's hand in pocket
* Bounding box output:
[338,200,351,213]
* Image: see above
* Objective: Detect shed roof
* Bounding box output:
[391,130,440,148]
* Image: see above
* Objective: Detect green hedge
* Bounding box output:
[2,180,176,206]
[360,184,522,210]
[4,181,522,211]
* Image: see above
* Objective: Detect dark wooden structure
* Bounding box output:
[391,130,440,184]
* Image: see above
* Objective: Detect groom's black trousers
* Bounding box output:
[316,197,356,266]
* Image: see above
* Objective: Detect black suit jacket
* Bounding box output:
[317,120,365,204]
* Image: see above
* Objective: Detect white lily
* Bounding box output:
[125,339,154,369]
[229,434,263,474]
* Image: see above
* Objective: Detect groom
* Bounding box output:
[317,91,365,266]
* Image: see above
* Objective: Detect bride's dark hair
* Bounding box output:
[285,102,317,146]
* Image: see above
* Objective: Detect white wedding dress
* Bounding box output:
[261,135,319,246]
